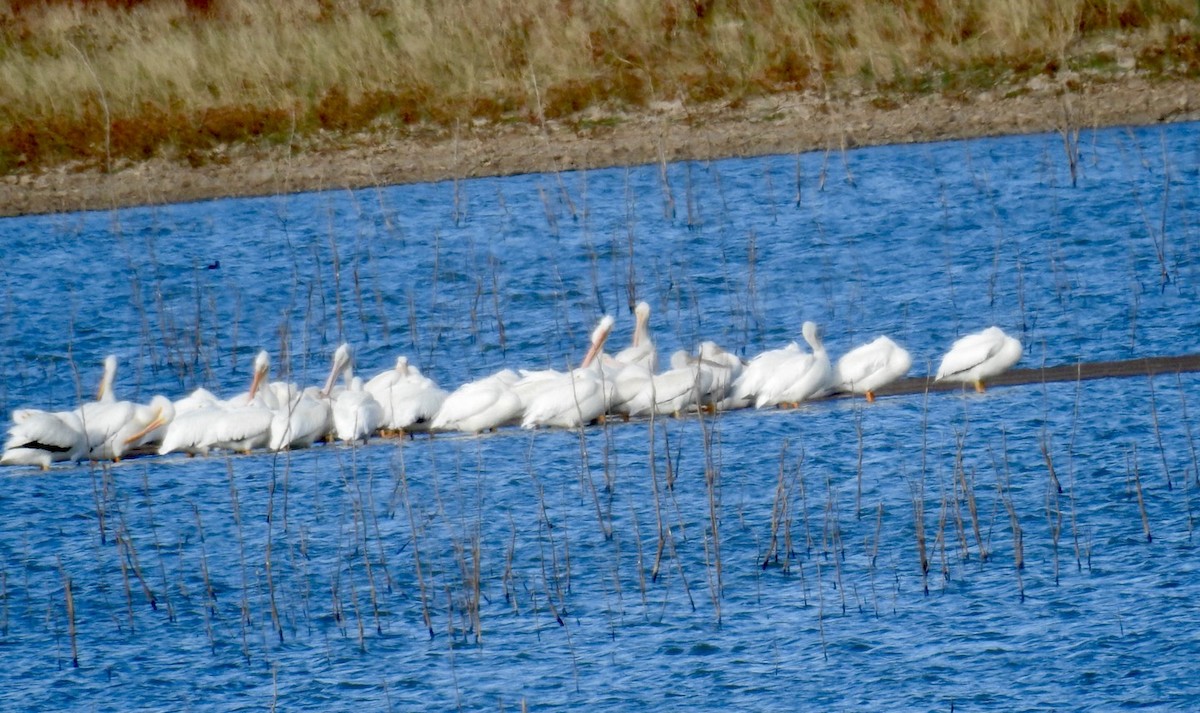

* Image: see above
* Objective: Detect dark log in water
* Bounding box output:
[867,354,1200,399]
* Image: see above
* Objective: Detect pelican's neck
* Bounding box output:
[633,308,648,347]
[96,355,117,402]
[582,319,614,368]
[802,322,826,358]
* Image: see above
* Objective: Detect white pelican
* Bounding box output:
[267,346,367,450]
[75,356,138,460]
[935,326,1023,392]
[2,409,87,469]
[613,302,658,373]
[267,385,333,450]
[431,369,523,434]
[223,350,271,407]
[834,335,913,402]
[668,341,744,411]
[510,367,571,411]
[156,406,216,456]
[158,399,273,456]
[158,353,273,455]
[111,395,174,460]
[725,342,802,410]
[325,344,384,443]
[333,376,384,444]
[364,356,448,435]
[521,316,616,429]
[730,322,832,409]
[614,360,710,418]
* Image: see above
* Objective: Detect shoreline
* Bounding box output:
[3,75,1198,218]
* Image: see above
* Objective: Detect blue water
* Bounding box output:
[1,123,1199,710]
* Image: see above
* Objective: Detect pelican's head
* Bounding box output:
[249,350,271,400]
[123,395,175,446]
[582,316,616,368]
[801,320,821,343]
[322,343,354,396]
[632,302,652,345]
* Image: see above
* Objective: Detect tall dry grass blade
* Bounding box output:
[58,558,79,668]
[1146,376,1173,490]
[1131,445,1153,544]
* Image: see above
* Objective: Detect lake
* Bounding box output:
[1,121,1198,710]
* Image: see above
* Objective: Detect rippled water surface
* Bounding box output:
[2,123,1200,710]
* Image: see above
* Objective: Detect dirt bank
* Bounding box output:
[2,74,1197,218]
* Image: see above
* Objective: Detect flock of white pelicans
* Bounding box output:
[1,304,1023,469]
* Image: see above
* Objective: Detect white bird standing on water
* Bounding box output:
[113,395,175,459]
[521,315,617,429]
[75,354,139,460]
[834,335,913,402]
[728,322,832,409]
[159,352,273,456]
[935,326,1023,392]
[612,359,710,418]
[1,408,87,469]
[431,369,523,434]
[266,350,342,451]
[327,344,384,444]
[365,356,447,435]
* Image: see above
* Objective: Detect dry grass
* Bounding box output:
[0,0,1197,173]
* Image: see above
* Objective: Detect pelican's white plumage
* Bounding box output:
[619,362,710,418]
[521,316,616,429]
[2,409,87,468]
[667,341,744,411]
[432,370,523,434]
[322,344,384,443]
[71,354,140,459]
[732,322,832,409]
[935,326,1022,391]
[158,354,273,455]
[267,386,332,451]
[834,336,912,401]
[111,395,174,459]
[510,367,570,411]
[365,356,448,433]
[725,342,802,410]
[157,406,224,456]
[333,376,384,443]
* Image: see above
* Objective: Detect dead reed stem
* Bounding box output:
[907,467,929,595]
[1041,434,1063,584]
[762,439,790,570]
[226,458,253,661]
[701,415,723,622]
[1146,376,1174,490]
[140,469,175,623]
[394,448,433,638]
[1131,445,1154,543]
[854,408,864,517]
[58,558,79,668]
[998,432,1025,600]
[1176,373,1197,537]
[192,503,218,653]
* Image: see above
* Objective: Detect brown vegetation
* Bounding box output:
[1,0,1198,180]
